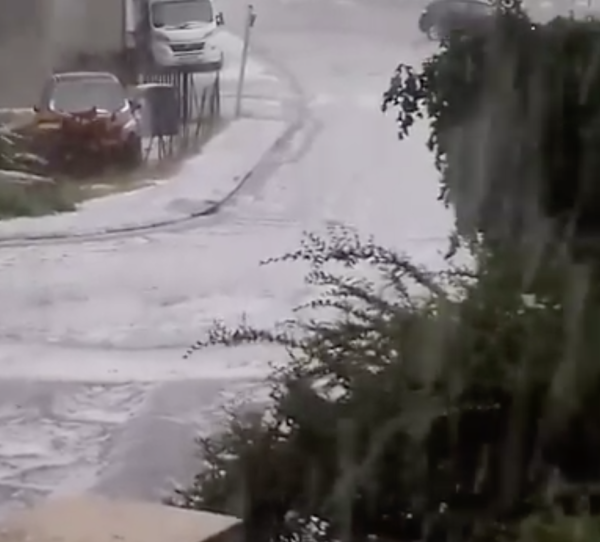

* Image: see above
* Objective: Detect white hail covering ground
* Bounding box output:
[0,0,453,514]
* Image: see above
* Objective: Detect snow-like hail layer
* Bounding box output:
[0,0,453,508]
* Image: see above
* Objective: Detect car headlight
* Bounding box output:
[123,118,138,131]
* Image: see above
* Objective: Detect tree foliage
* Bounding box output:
[383,6,600,248]
[171,228,600,542]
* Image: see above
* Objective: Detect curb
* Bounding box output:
[0,62,307,246]
[0,115,301,246]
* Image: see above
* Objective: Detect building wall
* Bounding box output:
[0,0,50,107]
[50,0,125,68]
[0,0,125,109]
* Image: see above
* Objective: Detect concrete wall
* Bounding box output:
[50,0,125,65]
[0,0,125,109]
[0,0,50,107]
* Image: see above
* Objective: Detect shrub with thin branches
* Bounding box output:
[171,227,600,542]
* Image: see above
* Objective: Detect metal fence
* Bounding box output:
[138,68,222,159]
[140,70,219,126]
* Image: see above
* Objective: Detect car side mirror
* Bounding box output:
[216,12,225,26]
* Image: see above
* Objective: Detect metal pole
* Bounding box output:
[234,5,256,118]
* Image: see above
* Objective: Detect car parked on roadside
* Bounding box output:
[32,71,143,170]
[418,0,497,40]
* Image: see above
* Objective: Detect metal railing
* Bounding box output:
[138,67,222,160]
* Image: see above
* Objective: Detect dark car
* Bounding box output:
[418,0,497,40]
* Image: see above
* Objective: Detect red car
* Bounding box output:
[33,71,143,170]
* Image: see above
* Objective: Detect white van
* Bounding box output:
[139,0,224,68]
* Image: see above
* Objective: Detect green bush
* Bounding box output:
[0,126,74,217]
[0,126,40,171]
[171,228,600,542]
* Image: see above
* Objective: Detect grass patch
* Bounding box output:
[0,178,76,218]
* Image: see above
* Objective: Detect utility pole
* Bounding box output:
[234,4,257,119]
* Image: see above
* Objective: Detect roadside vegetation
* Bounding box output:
[0,124,75,217]
[0,116,225,219]
[172,3,600,541]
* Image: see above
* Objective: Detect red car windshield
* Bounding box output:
[50,79,127,113]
